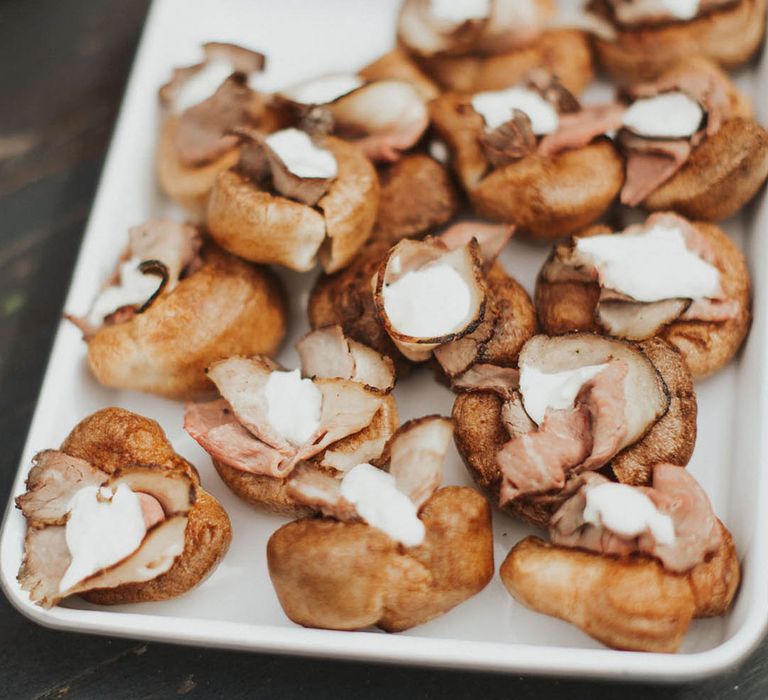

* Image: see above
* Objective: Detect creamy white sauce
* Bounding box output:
[520,363,608,425]
[265,128,338,179]
[383,262,472,337]
[429,139,449,164]
[174,60,234,113]
[575,224,721,303]
[264,369,323,446]
[623,91,704,139]
[59,484,147,593]
[87,257,162,326]
[430,0,491,23]
[281,73,364,105]
[583,482,676,544]
[471,87,559,134]
[662,0,700,19]
[340,463,425,547]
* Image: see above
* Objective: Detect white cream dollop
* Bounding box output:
[662,0,700,19]
[575,224,721,303]
[623,91,704,139]
[264,369,323,446]
[430,0,491,23]
[471,87,559,134]
[87,257,162,326]
[173,60,234,113]
[59,484,147,593]
[583,482,676,544]
[340,463,425,547]
[265,128,338,179]
[383,262,472,337]
[520,363,609,425]
[281,73,364,105]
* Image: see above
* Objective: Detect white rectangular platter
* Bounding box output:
[2,0,768,682]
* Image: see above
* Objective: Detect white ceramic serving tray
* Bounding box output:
[2,0,768,681]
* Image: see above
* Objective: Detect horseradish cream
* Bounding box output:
[340,463,425,546]
[583,481,676,544]
[60,484,147,593]
[87,257,163,326]
[520,363,609,425]
[265,128,338,179]
[623,91,704,139]
[471,87,559,134]
[281,73,364,105]
[264,369,323,446]
[430,0,491,23]
[382,262,472,337]
[575,224,721,303]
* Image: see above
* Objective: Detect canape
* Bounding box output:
[501,466,739,652]
[397,0,594,94]
[274,68,459,242]
[536,212,751,378]
[17,408,231,608]
[206,127,378,273]
[430,71,625,240]
[66,219,286,399]
[267,416,494,632]
[184,327,399,517]
[452,333,697,526]
[156,42,285,217]
[587,0,767,84]
[308,222,536,378]
[539,57,768,220]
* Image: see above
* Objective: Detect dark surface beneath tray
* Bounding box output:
[0,0,765,698]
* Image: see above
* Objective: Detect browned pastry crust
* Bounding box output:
[535,222,752,378]
[267,486,494,632]
[86,243,287,400]
[308,244,536,373]
[212,394,399,517]
[414,29,594,95]
[430,93,624,240]
[499,529,739,652]
[58,408,231,604]
[371,154,460,245]
[642,118,768,221]
[592,0,767,85]
[206,137,379,273]
[452,337,696,527]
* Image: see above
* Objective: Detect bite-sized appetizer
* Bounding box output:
[540,58,768,220]
[274,69,458,243]
[157,43,285,217]
[536,212,751,378]
[587,0,766,84]
[397,0,594,95]
[16,408,231,608]
[206,126,378,273]
[430,71,624,240]
[309,222,536,379]
[184,327,399,516]
[501,466,740,652]
[267,416,494,632]
[453,333,696,526]
[67,220,286,399]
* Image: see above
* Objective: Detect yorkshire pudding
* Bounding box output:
[17,408,231,608]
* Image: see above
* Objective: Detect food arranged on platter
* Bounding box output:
[16,0,768,655]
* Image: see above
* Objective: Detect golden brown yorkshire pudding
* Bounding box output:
[452,333,696,527]
[309,223,536,377]
[500,466,740,652]
[267,417,494,632]
[184,328,399,517]
[588,0,767,85]
[207,130,379,273]
[156,42,286,217]
[16,408,231,608]
[66,220,286,400]
[359,47,441,101]
[396,0,593,94]
[536,213,751,378]
[430,80,624,240]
